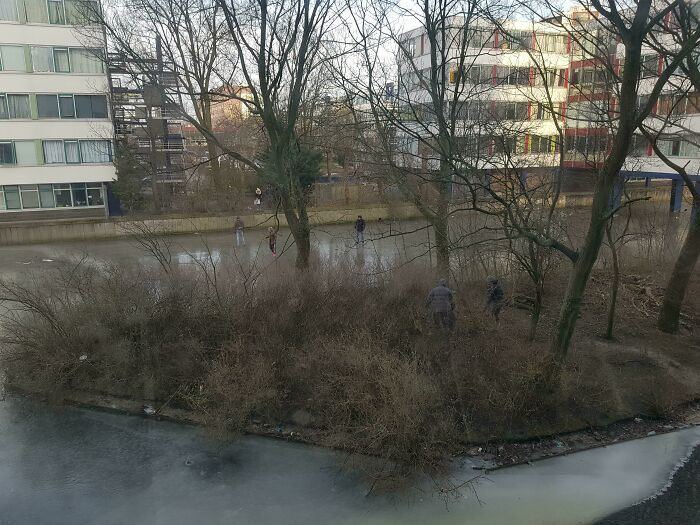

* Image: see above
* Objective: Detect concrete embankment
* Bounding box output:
[0,186,672,245]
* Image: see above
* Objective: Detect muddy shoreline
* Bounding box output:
[10,386,700,472]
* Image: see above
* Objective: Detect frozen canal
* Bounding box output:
[0,396,699,525]
[0,220,434,281]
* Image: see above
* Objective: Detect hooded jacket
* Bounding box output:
[427,279,454,314]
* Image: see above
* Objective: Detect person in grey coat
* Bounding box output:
[427,278,455,332]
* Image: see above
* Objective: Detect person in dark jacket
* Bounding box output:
[355,215,365,245]
[485,276,505,322]
[427,278,455,332]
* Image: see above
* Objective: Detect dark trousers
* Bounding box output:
[433,311,455,332]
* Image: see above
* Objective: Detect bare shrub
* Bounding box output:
[193,341,280,432]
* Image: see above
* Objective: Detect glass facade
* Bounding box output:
[0,183,104,211]
[0,139,112,166]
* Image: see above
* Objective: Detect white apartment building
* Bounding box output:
[396,10,700,201]
[396,19,570,175]
[0,0,115,219]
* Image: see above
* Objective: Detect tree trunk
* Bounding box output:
[434,163,451,277]
[149,127,161,212]
[528,282,543,341]
[551,176,613,359]
[551,31,644,360]
[281,193,312,269]
[658,209,700,333]
[433,211,450,277]
[206,139,221,186]
[605,221,621,340]
[295,228,311,268]
[526,241,543,341]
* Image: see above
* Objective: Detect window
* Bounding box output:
[48,0,65,23]
[515,67,530,85]
[637,95,651,113]
[0,188,4,210]
[463,65,489,84]
[686,93,700,114]
[571,68,580,85]
[37,94,60,118]
[79,140,111,163]
[680,140,700,157]
[54,184,72,207]
[529,135,547,154]
[463,29,491,49]
[641,54,657,79]
[401,38,416,58]
[65,0,100,24]
[499,102,529,120]
[536,103,552,120]
[54,48,70,72]
[71,183,87,206]
[4,186,20,209]
[533,69,556,87]
[64,140,80,163]
[630,135,648,156]
[43,140,66,163]
[557,69,567,86]
[14,141,38,165]
[86,183,103,206]
[39,184,55,208]
[494,135,522,154]
[31,47,55,72]
[0,45,26,71]
[7,94,30,118]
[74,95,91,117]
[670,95,687,115]
[75,95,108,118]
[497,67,529,86]
[671,140,681,156]
[20,185,40,208]
[24,0,48,22]
[501,30,531,50]
[539,34,567,53]
[59,94,75,118]
[0,94,7,119]
[69,48,104,73]
[0,0,19,21]
[0,142,15,164]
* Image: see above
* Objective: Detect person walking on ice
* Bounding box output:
[266,226,278,256]
[254,187,263,210]
[234,216,246,246]
[354,215,365,245]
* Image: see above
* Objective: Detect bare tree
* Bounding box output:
[637,1,700,333]
[216,0,344,267]
[339,0,501,276]
[99,0,342,268]
[602,202,636,340]
[521,0,700,359]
